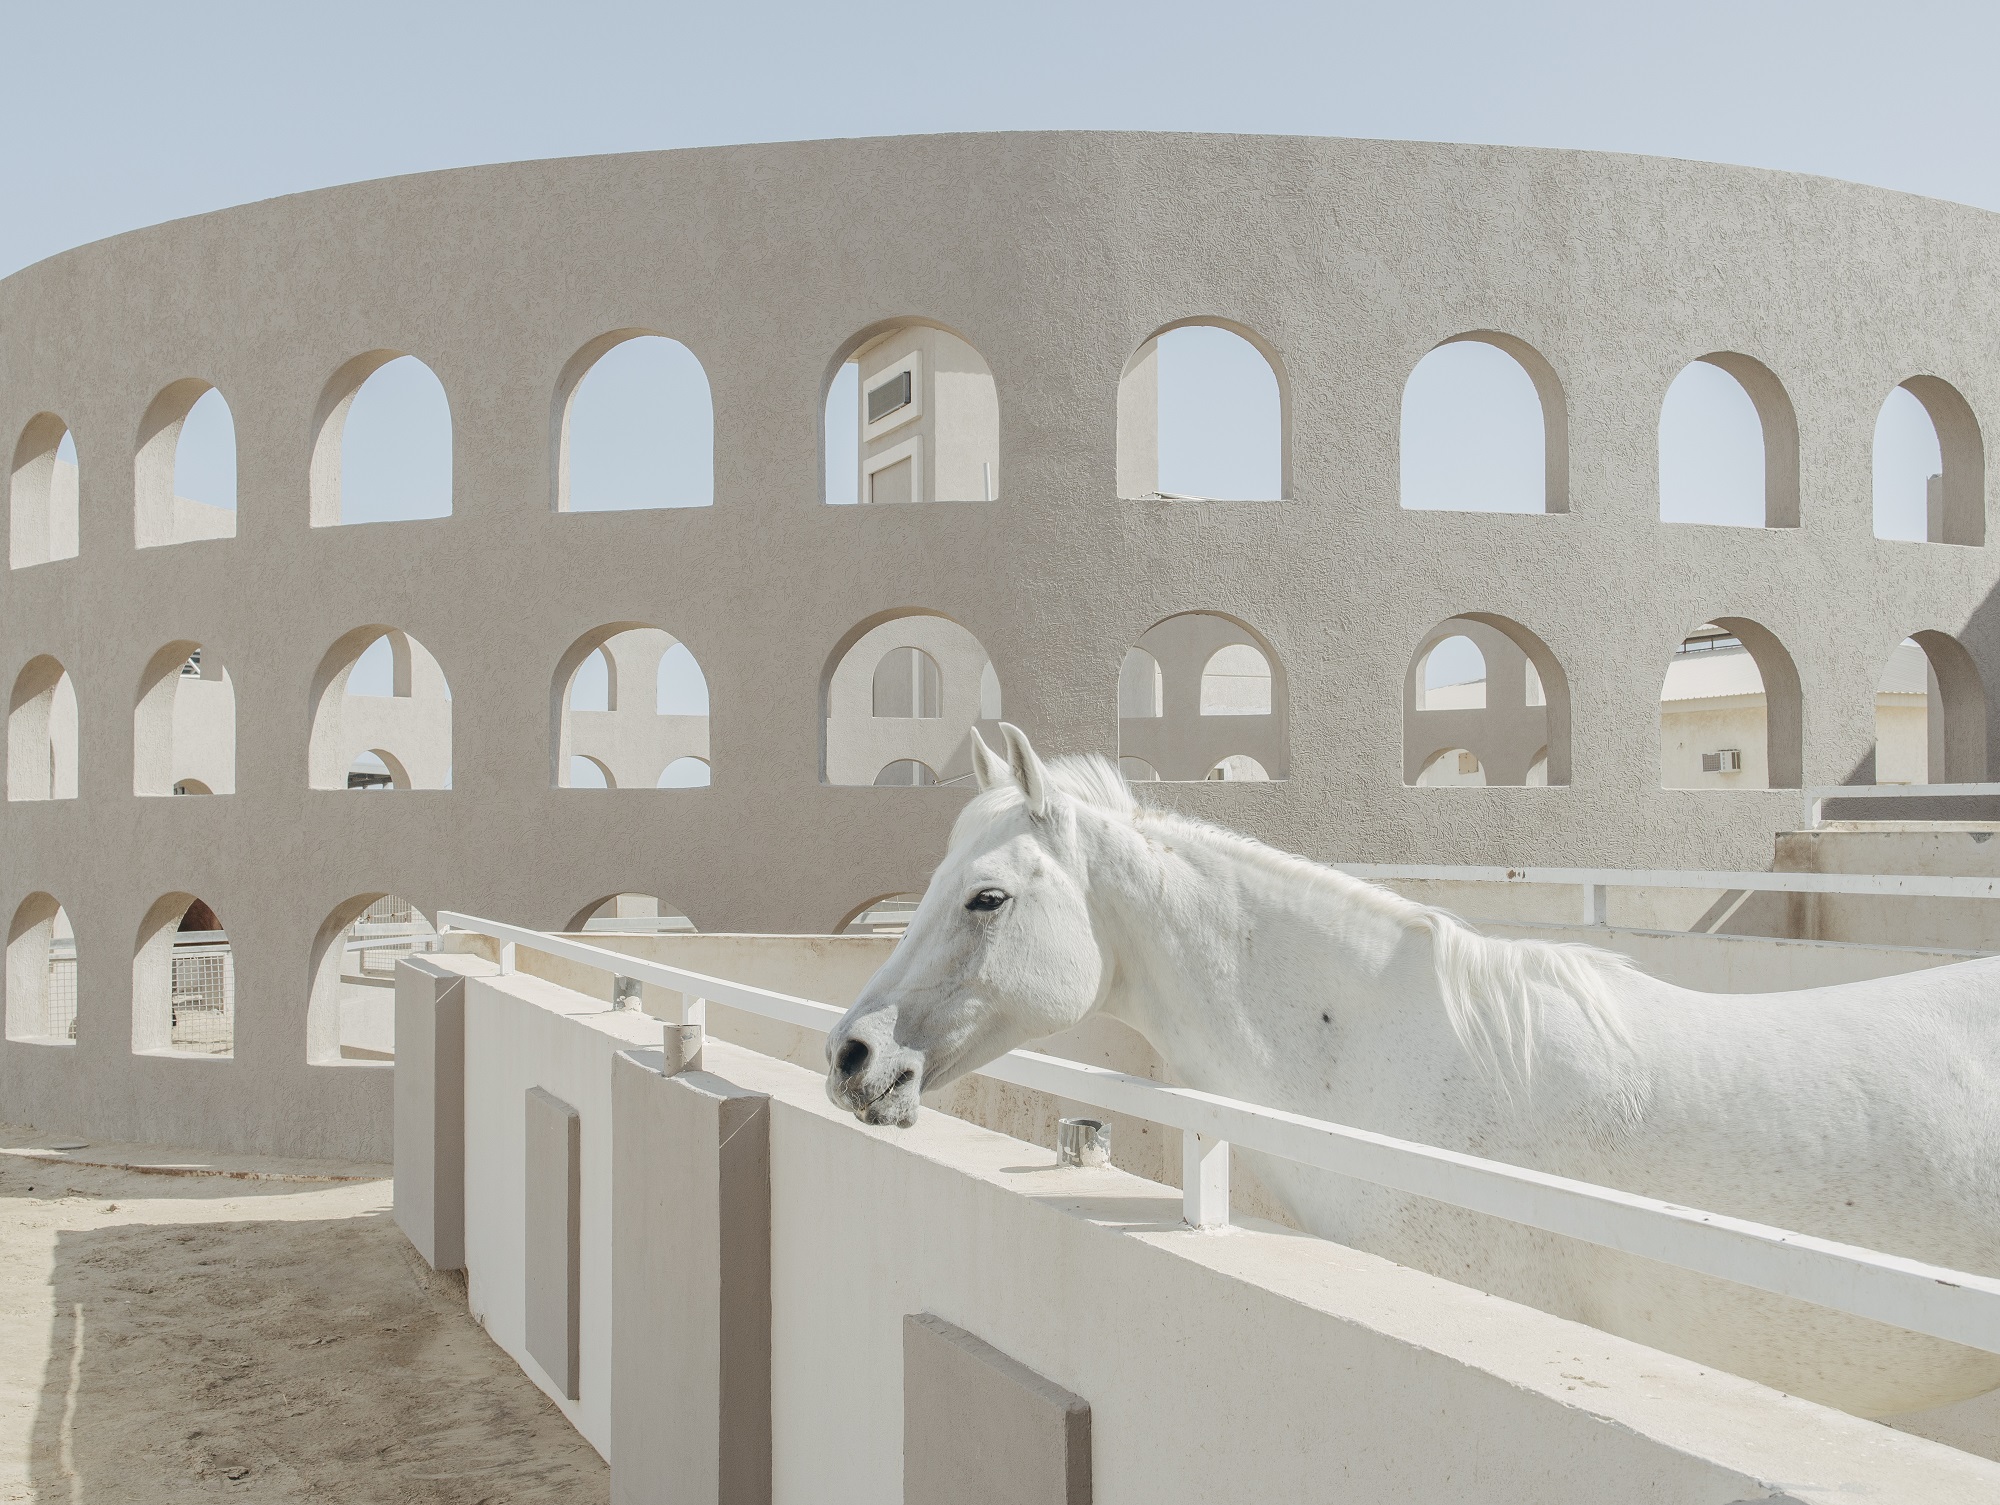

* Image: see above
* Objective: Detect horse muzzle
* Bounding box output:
[825,1023,925,1127]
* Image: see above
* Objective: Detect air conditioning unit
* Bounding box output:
[1701,748,1743,773]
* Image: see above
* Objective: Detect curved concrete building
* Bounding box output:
[4,132,1998,1158]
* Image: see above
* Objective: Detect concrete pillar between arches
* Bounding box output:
[610,1048,771,1505]
[904,1312,1092,1505]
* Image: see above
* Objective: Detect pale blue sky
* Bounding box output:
[8,1,1998,284]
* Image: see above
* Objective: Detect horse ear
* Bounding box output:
[969,727,1011,792]
[998,723,1050,817]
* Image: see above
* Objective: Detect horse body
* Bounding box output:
[826,727,2000,1416]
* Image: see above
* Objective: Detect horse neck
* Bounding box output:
[1083,810,1453,1102]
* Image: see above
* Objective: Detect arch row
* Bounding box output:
[5,608,1990,802]
[13,326,1990,555]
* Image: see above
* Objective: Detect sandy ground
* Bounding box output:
[0,1129,606,1503]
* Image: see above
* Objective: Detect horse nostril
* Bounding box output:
[835,1038,872,1077]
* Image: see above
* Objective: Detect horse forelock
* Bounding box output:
[948,752,1632,1084]
[947,753,1137,853]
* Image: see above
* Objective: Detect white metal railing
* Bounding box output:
[1805,781,2000,827]
[435,910,2000,1358]
[1332,862,2000,927]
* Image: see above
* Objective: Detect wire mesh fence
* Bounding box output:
[45,950,76,1040]
[348,900,437,977]
[170,943,234,1054]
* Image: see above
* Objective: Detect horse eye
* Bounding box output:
[965,889,1009,913]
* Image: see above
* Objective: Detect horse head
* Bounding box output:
[824,724,1111,1126]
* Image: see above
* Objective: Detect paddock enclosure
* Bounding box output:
[8,129,2000,1497]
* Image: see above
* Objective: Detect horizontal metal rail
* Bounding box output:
[435,910,2000,1358]
[1805,781,2000,826]
[1331,864,2000,899]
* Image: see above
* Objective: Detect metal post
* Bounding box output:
[1580,882,1608,926]
[1182,1129,1229,1230]
[666,992,706,1074]
[1057,1117,1111,1167]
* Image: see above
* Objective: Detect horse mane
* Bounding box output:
[952,752,1634,1083]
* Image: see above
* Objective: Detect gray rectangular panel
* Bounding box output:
[525,1085,582,1399]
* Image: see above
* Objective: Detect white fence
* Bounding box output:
[438,907,2000,1361]
[1330,861,2000,925]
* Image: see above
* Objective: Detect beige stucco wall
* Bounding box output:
[6,133,2000,1157]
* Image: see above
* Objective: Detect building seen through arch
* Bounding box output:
[1117,613,1286,782]
[825,323,998,505]
[1403,617,1556,787]
[824,614,1002,785]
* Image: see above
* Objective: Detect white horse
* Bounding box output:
[826,724,2000,1417]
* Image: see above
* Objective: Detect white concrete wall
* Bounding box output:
[171,672,236,793]
[460,967,662,1457]
[444,966,2000,1501]
[171,495,235,543]
[729,1038,2000,1504]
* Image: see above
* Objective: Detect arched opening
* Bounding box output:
[823,612,1002,785]
[874,759,938,786]
[837,893,921,937]
[135,380,237,547]
[307,628,452,790]
[570,755,614,789]
[1117,321,1286,501]
[657,756,710,788]
[1871,632,1988,784]
[1206,755,1270,782]
[1415,635,1486,711]
[6,894,76,1045]
[1659,619,1802,789]
[568,894,696,934]
[10,414,79,567]
[554,332,714,511]
[1118,755,1160,782]
[1199,644,1274,715]
[1118,612,1287,781]
[1874,377,1984,545]
[134,642,235,796]
[1416,748,1487,787]
[873,647,943,718]
[1399,333,1567,513]
[1404,616,1568,786]
[1658,354,1799,529]
[132,894,235,1057]
[8,655,78,801]
[306,893,437,1064]
[823,321,998,505]
[309,352,453,526]
[346,749,408,790]
[551,624,711,789]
